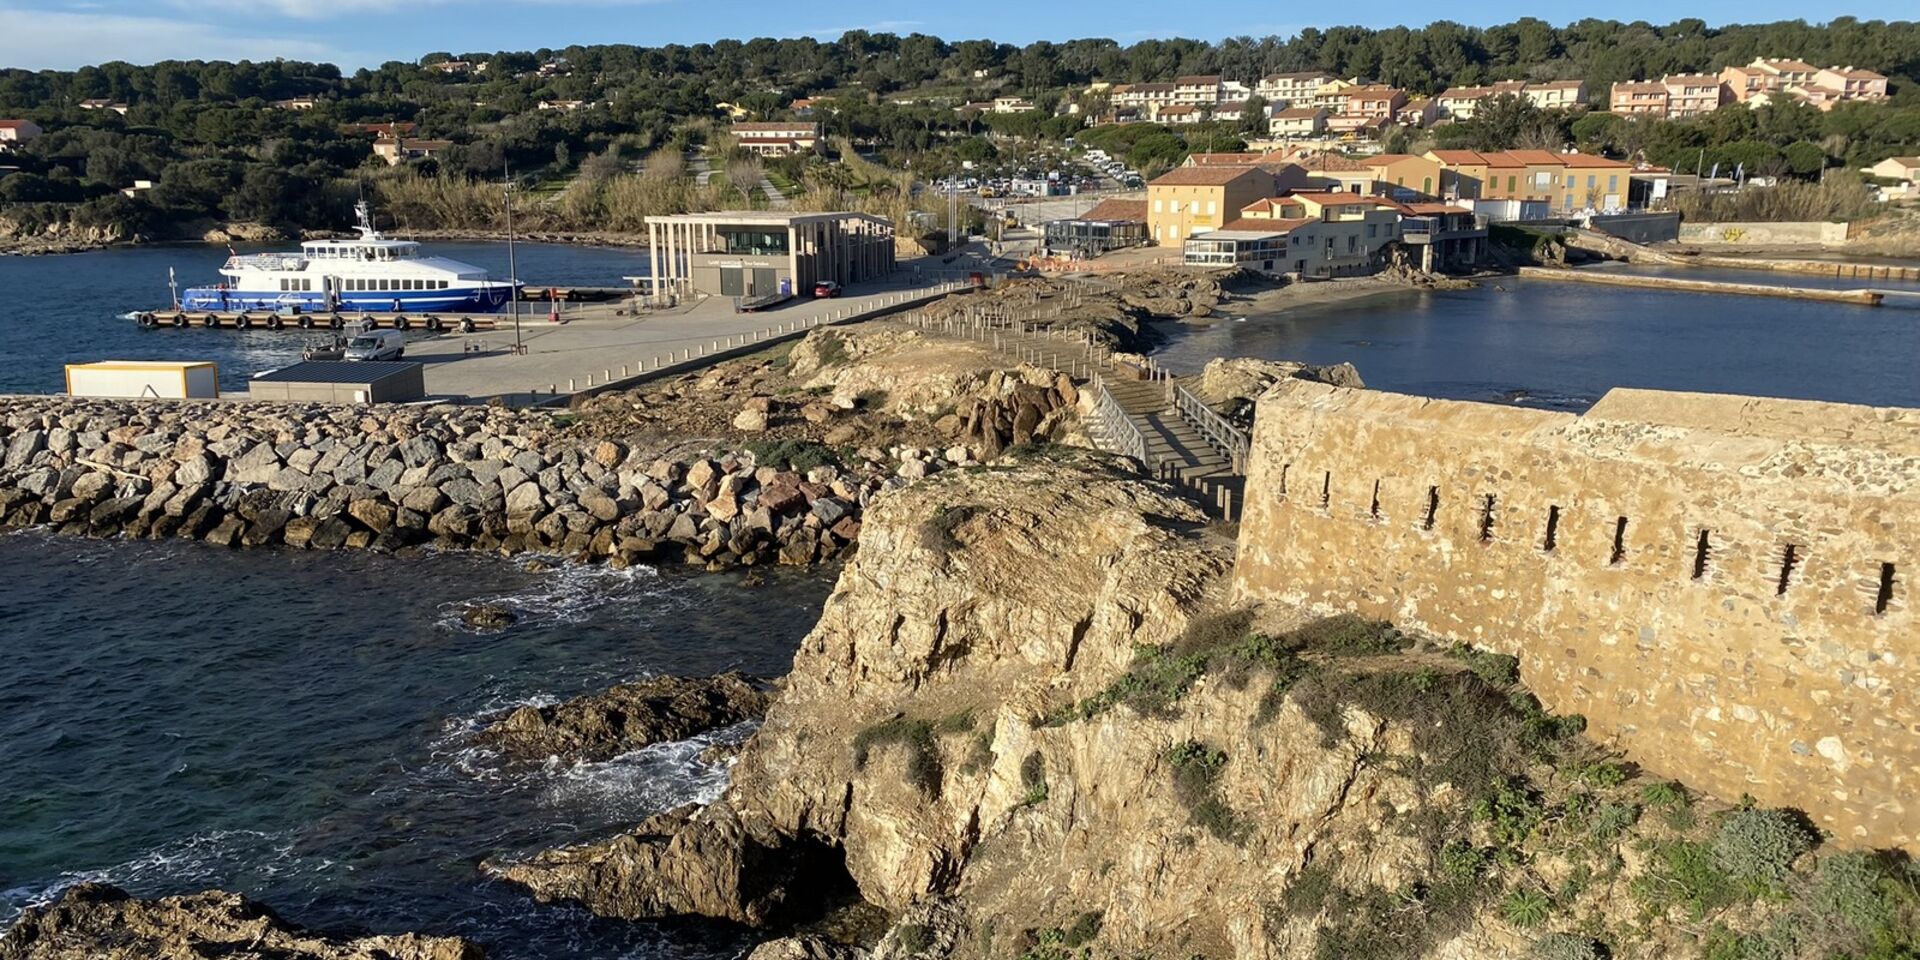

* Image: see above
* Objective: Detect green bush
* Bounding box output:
[895,923,932,953]
[1062,911,1103,948]
[1501,887,1554,927]
[1166,740,1239,842]
[1711,808,1817,886]
[1529,933,1606,960]
[1631,839,1739,918]
[1447,643,1520,685]
[1641,780,1688,810]
[852,717,942,797]
[742,438,838,473]
[1019,750,1049,806]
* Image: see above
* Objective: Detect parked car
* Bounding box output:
[344,329,406,361]
[813,280,843,299]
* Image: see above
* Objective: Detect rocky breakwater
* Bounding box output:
[0,396,883,569]
[0,883,479,960]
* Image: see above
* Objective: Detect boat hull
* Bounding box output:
[178,285,519,314]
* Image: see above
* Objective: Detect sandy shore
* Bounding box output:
[1220,273,1475,316]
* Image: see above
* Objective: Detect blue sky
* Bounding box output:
[0,1,1913,71]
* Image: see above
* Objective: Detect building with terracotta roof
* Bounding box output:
[1344,85,1407,120]
[730,121,820,156]
[1363,153,1444,198]
[1268,106,1327,139]
[1147,165,1276,246]
[1398,98,1440,128]
[1043,198,1149,257]
[373,138,453,165]
[1609,81,1669,116]
[1719,58,1886,111]
[1255,71,1331,107]
[1423,149,1635,211]
[1437,80,1589,120]
[0,119,42,148]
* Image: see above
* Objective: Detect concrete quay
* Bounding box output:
[410,271,971,406]
[1517,266,1886,306]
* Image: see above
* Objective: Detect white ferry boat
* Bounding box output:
[178,202,520,314]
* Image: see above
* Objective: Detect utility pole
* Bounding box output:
[503,161,522,353]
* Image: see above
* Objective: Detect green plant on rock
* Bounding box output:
[1448,643,1520,685]
[895,923,932,954]
[1062,911,1103,948]
[1501,887,1555,928]
[1165,740,1240,842]
[1019,750,1049,806]
[1631,839,1739,919]
[1528,932,1606,960]
[1711,807,1817,887]
[919,504,976,561]
[1475,777,1546,850]
[742,438,838,473]
[851,717,942,797]
[1641,780,1688,810]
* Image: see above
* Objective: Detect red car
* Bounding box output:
[813,280,843,299]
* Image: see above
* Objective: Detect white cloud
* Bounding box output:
[801,19,925,38]
[0,7,358,67]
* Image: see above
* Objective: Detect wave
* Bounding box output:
[433,560,673,634]
[1,828,308,924]
[534,721,756,819]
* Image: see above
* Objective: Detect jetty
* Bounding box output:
[1516,267,1886,306]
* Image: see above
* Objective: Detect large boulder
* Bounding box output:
[474,672,770,763]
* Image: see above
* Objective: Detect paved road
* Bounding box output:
[411,271,971,404]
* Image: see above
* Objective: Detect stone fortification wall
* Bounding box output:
[1231,380,1919,850]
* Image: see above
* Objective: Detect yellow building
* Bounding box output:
[1146,166,1273,246]
[1361,153,1443,198]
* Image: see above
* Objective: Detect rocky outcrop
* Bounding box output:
[0,883,480,960]
[476,672,769,762]
[1194,357,1364,429]
[486,450,1235,929]
[484,802,850,927]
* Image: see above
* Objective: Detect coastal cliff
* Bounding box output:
[488,449,1919,960]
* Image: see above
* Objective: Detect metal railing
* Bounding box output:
[1089,374,1149,467]
[1171,383,1251,474]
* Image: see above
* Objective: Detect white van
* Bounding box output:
[344,330,406,361]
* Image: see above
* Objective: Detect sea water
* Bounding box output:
[0,533,833,958]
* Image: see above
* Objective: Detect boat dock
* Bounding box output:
[1517,267,1887,306]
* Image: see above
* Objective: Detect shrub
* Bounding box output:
[1050,642,1210,723]
[1019,750,1049,806]
[1475,777,1546,849]
[1284,614,1409,656]
[851,717,942,797]
[1573,760,1629,788]
[1529,933,1606,960]
[919,504,976,560]
[895,923,932,953]
[1448,643,1520,685]
[1440,838,1491,881]
[1711,808,1817,886]
[1062,911,1103,948]
[742,438,838,473]
[1501,887,1554,928]
[1166,740,1239,841]
[1641,780,1688,810]
[1631,839,1739,918]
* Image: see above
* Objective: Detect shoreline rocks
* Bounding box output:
[0,397,922,570]
[0,883,481,960]
[475,672,770,763]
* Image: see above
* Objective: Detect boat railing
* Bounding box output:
[226,253,307,272]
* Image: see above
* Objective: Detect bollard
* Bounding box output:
[604,369,611,381]
[568,378,576,391]
[621,365,628,377]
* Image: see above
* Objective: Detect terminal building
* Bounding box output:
[644,211,896,302]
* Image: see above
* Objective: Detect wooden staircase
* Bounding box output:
[901,304,1248,519]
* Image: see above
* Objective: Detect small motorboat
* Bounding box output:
[302,335,349,362]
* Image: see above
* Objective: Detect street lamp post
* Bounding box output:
[503,163,522,353]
